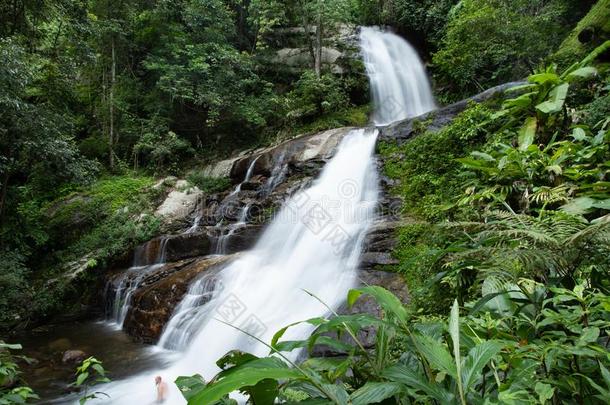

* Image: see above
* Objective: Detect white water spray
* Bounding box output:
[109,237,168,327]
[360,26,436,125]
[88,26,435,405]
[94,128,379,404]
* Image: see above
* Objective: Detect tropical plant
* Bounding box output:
[175,282,610,404]
[0,342,38,404]
[458,42,610,214]
[72,357,110,405]
[439,211,610,301]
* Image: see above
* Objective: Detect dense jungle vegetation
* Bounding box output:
[1,0,610,403]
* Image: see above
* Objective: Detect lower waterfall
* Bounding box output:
[93,127,380,404]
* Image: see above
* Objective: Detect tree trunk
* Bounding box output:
[0,171,10,223]
[109,37,116,171]
[315,7,322,78]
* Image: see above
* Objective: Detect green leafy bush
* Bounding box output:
[286,72,350,123]
[378,102,494,221]
[186,173,231,194]
[458,43,610,215]
[0,342,38,404]
[176,281,610,404]
[433,0,583,100]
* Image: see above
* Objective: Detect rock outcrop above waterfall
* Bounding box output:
[379,81,526,143]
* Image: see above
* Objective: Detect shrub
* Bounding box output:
[286,71,350,123]
[186,172,232,194]
[433,0,580,100]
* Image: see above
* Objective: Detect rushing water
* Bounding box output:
[360,26,436,125]
[76,26,435,404]
[108,237,169,327]
[93,128,379,403]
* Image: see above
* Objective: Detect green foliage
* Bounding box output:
[354,0,458,51]
[177,281,610,404]
[433,0,585,100]
[459,44,610,215]
[0,251,30,326]
[0,342,38,404]
[440,211,610,301]
[378,102,494,221]
[134,130,194,174]
[554,0,610,67]
[72,357,110,405]
[186,173,231,194]
[286,72,351,122]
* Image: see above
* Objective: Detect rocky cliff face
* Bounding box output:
[103,126,407,343]
[104,83,521,344]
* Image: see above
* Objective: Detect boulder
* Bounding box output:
[123,255,233,343]
[155,186,203,224]
[164,232,214,263]
[379,81,526,143]
[61,349,87,364]
[274,47,344,73]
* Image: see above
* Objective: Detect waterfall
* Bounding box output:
[360,26,436,125]
[89,26,434,405]
[95,128,379,404]
[214,157,260,253]
[108,237,168,327]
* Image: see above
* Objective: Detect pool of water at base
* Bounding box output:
[10,320,174,404]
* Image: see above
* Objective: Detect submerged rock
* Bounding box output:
[61,349,87,364]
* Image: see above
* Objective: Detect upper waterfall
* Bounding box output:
[360,26,436,125]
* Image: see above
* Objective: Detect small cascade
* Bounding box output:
[360,26,436,125]
[108,237,169,327]
[214,202,251,254]
[185,198,204,234]
[214,157,260,252]
[228,155,260,197]
[263,150,289,196]
[157,270,221,350]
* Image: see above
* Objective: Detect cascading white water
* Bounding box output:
[93,128,379,404]
[360,26,436,125]
[88,26,435,405]
[214,157,260,253]
[109,237,169,327]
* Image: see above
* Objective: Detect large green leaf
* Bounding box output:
[461,340,504,392]
[348,286,408,324]
[318,383,350,405]
[349,382,403,405]
[561,197,596,215]
[536,83,569,114]
[182,357,304,404]
[175,374,207,401]
[383,364,455,403]
[449,300,466,405]
[518,117,537,151]
[528,72,559,85]
[412,334,457,378]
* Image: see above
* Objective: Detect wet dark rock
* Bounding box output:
[123,255,233,343]
[61,350,87,364]
[379,81,526,143]
[164,232,213,262]
[221,225,264,253]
